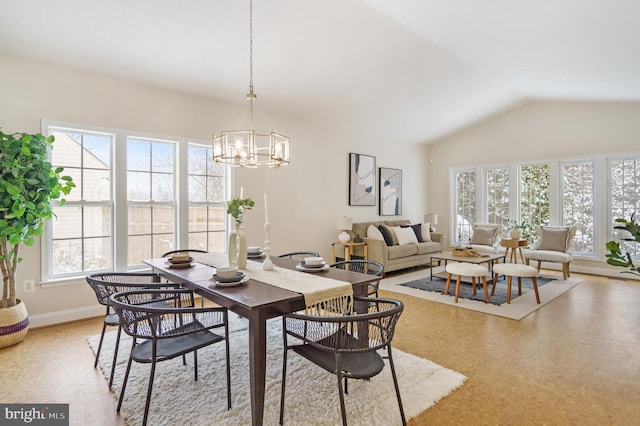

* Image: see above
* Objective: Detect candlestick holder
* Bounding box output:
[262,223,274,270]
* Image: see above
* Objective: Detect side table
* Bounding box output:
[501,238,527,263]
[331,241,368,263]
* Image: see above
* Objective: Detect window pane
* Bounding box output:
[128,206,152,235]
[127,171,151,200]
[486,167,509,229]
[151,173,173,201]
[562,161,594,255]
[84,237,111,271]
[152,206,174,234]
[152,142,175,173]
[189,176,207,202]
[609,157,640,259]
[128,140,150,171]
[128,235,151,267]
[83,206,112,238]
[48,127,115,279]
[520,163,550,226]
[455,170,475,244]
[52,239,82,275]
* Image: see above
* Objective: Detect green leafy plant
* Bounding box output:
[506,219,535,242]
[605,214,640,277]
[226,196,255,225]
[1,130,75,308]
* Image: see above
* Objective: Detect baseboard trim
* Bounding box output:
[29,305,104,328]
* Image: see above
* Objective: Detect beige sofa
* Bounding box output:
[335,220,445,273]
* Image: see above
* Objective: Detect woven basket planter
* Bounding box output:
[0,299,30,348]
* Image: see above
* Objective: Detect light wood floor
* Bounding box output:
[0,271,638,425]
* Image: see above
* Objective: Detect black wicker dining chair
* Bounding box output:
[278,251,320,260]
[279,296,405,426]
[329,260,385,297]
[85,272,180,388]
[109,288,231,426]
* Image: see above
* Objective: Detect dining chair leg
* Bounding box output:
[142,358,157,426]
[193,350,198,381]
[387,346,407,425]
[336,367,348,426]
[279,345,288,425]
[117,356,134,413]
[108,325,122,387]
[94,323,107,368]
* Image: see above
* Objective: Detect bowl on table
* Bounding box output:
[303,257,325,268]
[247,246,262,255]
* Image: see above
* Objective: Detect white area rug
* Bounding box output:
[380,270,581,320]
[88,315,466,425]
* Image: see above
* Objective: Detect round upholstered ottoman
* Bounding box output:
[492,263,540,304]
[444,263,490,303]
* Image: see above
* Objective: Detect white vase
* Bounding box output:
[229,223,248,269]
[510,229,522,239]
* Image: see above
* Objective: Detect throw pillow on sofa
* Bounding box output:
[378,225,397,246]
[366,224,385,241]
[395,226,418,245]
[401,223,424,242]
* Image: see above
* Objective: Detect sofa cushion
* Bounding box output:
[401,223,424,242]
[471,226,497,246]
[421,223,432,242]
[395,226,418,245]
[378,225,395,246]
[536,226,570,252]
[366,224,385,241]
[416,241,441,255]
[387,244,418,259]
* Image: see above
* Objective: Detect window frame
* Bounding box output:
[41,120,229,284]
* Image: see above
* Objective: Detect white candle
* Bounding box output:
[240,186,244,198]
[264,193,269,224]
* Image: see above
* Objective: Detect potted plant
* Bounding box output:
[506,219,533,240]
[226,196,255,226]
[0,130,74,348]
[226,197,254,269]
[605,214,640,277]
[353,233,363,243]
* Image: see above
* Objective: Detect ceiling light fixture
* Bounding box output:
[212,0,290,168]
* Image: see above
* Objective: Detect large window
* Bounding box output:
[561,160,595,256]
[44,122,228,281]
[49,128,113,278]
[187,143,226,252]
[486,167,509,229]
[519,163,550,227]
[609,156,640,259]
[454,170,476,245]
[451,153,639,262]
[127,137,176,267]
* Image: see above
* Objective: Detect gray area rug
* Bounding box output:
[88,315,466,425]
[399,276,554,306]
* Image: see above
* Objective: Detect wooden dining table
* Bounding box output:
[143,255,379,426]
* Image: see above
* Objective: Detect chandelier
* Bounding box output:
[212,0,290,168]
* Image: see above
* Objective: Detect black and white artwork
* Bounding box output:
[349,153,376,206]
[379,167,402,215]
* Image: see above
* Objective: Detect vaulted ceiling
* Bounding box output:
[2,0,639,144]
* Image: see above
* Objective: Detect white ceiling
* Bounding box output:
[2,0,640,144]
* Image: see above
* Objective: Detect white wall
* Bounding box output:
[0,53,430,326]
[429,101,640,277]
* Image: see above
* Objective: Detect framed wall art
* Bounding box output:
[349,153,376,206]
[379,167,402,215]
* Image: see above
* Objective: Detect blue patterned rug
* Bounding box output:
[399,276,554,306]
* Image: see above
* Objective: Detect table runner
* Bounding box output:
[192,252,353,313]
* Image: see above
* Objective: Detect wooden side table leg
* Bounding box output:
[331,244,336,263]
[518,247,525,264]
